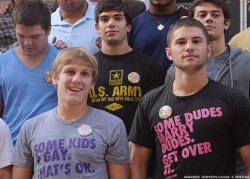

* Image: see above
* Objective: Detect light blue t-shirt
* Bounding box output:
[49,2,100,54]
[0,44,61,144]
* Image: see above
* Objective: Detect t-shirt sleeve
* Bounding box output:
[0,119,14,168]
[128,97,154,148]
[12,122,34,167]
[105,121,130,165]
[233,94,250,148]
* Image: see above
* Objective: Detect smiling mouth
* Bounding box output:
[69,87,82,92]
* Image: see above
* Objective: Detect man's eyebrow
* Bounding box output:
[196,10,221,13]
[100,13,124,18]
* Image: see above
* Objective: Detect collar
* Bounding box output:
[51,1,95,25]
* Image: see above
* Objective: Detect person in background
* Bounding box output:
[0,0,61,144]
[229,0,250,52]
[0,0,58,53]
[90,0,165,135]
[49,0,100,54]
[129,0,188,71]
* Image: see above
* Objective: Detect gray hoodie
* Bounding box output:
[166,45,250,99]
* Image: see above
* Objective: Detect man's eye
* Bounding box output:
[18,35,25,38]
[115,17,122,21]
[177,41,185,45]
[198,14,206,18]
[81,72,89,76]
[31,35,39,39]
[193,40,201,44]
[100,18,108,22]
[66,70,75,75]
[213,14,219,18]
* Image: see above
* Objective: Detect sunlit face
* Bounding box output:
[16,24,50,56]
[166,26,211,74]
[193,2,230,41]
[53,63,95,106]
[57,0,86,12]
[95,10,131,46]
[149,0,174,8]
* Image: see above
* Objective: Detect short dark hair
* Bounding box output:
[94,0,132,25]
[189,0,230,22]
[12,0,51,33]
[167,17,209,47]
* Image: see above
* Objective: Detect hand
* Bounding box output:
[177,5,189,11]
[52,36,67,49]
[0,2,10,15]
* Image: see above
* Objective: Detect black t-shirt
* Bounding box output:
[89,50,165,135]
[129,79,250,178]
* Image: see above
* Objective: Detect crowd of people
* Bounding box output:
[0,0,250,178]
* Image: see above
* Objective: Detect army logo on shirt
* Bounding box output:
[109,70,123,86]
[105,103,124,111]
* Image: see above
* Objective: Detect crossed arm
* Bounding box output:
[239,144,250,177]
[129,141,152,179]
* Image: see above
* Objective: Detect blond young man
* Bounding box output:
[12,47,130,179]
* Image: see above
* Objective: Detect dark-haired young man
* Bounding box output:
[0,0,61,144]
[167,1,250,175]
[129,18,250,179]
[90,0,165,135]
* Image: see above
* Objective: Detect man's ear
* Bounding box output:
[46,25,51,36]
[95,23,100,34]
[127,24,132,33]
[165,47,173,61]
[52,73,58,87]
[224,19,230,31]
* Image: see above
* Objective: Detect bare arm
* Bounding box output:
[0,165,12,179]
[239,144,250,177]
[108,161,129,179]
[129,141,152,179]
[12,166,32,179]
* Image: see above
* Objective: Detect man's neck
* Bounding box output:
[209,36,227,57]
[60,2,88,24]
[56,102,90,122]
[15,43,50,69]
[173,67,208,96]
[101,42,132,56]
[149,1,176,15]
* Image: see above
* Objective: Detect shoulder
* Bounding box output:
[208,80,249,101]
[0,119,10,136]
[51,8,61,24]
[132,11,148,23]
[229,45,250,64]
[140,83,167,106]
[90,107,124,125]
[49,44,63,56]
[21,110,53,131]
[0,49,15,63]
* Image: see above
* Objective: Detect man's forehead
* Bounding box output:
[194,2,223,13]
[172,26,205,40]
[99,10,125,17]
